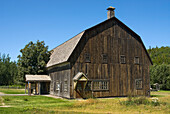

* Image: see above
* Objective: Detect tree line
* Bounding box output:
[148,46,170,90]
[0,54,18,85]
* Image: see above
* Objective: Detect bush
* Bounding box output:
[133,97,150,105]
[4,98,10,101]
[23,98,28,101]
[120,96,164,107]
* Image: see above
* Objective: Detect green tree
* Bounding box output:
[17,40,50,83]
[150,64,170,90]
[148,46,170,90]
[0,54,18,85]
[148,46,170,65]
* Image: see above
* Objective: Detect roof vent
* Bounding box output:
[107,6,115,19]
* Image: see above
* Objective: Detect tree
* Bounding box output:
[17,40,50,83]
[0,53,18,85]
[148,46,170,65]
[148,46,170,90]
[150,64,170,90]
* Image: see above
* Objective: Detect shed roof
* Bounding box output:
[25,74,51,82]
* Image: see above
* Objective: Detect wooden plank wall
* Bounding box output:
[48,63,71,98]
[69,18,151,98]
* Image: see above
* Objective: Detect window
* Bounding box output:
[101,81,108,90]
[136,79,142,89]
[102,54,108,63]
[64,80,67,92]
[93,81,100,90]
[56,80,60,91]
[134,57,139,64]
[85,53,90,62]
[120,55,126,64]
[93,81,109,91]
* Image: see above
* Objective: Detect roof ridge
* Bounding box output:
[52,31,85,51]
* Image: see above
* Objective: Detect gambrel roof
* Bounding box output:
[47,17,153,68]
[47,31,85,67]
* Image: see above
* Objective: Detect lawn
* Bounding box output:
[0,90,169,114]
[0,89,25,94]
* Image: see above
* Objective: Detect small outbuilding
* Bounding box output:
[25,74,51,95]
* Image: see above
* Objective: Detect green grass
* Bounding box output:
[0,89,25,94]
[0,90,169,113]
[0,97,3,106]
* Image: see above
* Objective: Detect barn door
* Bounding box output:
[75,81,88,98]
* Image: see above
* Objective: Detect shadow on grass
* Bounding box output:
[150,95,165,97]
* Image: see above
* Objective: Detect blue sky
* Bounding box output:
[0,0,170,61]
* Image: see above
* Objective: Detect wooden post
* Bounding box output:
[25,83,26,94]
[27,82,29,95]
[35,82,36,95]
[91,81,94,98]
[38,82,41,95]
[28,82,31,96]
[35,82,38,95]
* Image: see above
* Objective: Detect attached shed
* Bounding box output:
[46,7,153,98]
[25,75,51,95]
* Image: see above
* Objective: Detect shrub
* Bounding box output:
[133,97,150,105]
[23,98,28,101]
[120,96,163,106]
[4,98,10,101]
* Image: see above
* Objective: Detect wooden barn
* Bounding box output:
[46,7,153,99]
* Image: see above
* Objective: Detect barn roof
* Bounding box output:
[47,17,153,68]
[47,31,85,67]
[25,74,51,82]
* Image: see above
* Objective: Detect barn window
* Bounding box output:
[135,79,142,89]
[102,54,108,63]
[93,81,109,91]
[64,80,67,92]
[120,55,126,64]
[56,80,60,91]
[85,53,90,62]
[134,57,139,64]
[93,81,100,90]
[101,81,108,90]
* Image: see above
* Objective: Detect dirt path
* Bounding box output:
[43,95,62,99]
[0,93,11,107]
[0,92,4,94]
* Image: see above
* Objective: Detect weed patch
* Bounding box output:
[4,98,10,101]
[119,96,166,107]
[23,98,28,101]
[73,98,98,108]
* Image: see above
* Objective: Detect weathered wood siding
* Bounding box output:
[69,18,151,98]
[48,62,71,98]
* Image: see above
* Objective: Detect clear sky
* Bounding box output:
[0,0,170,61]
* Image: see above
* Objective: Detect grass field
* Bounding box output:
[0,90,170,113]
[0,89,25,94]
